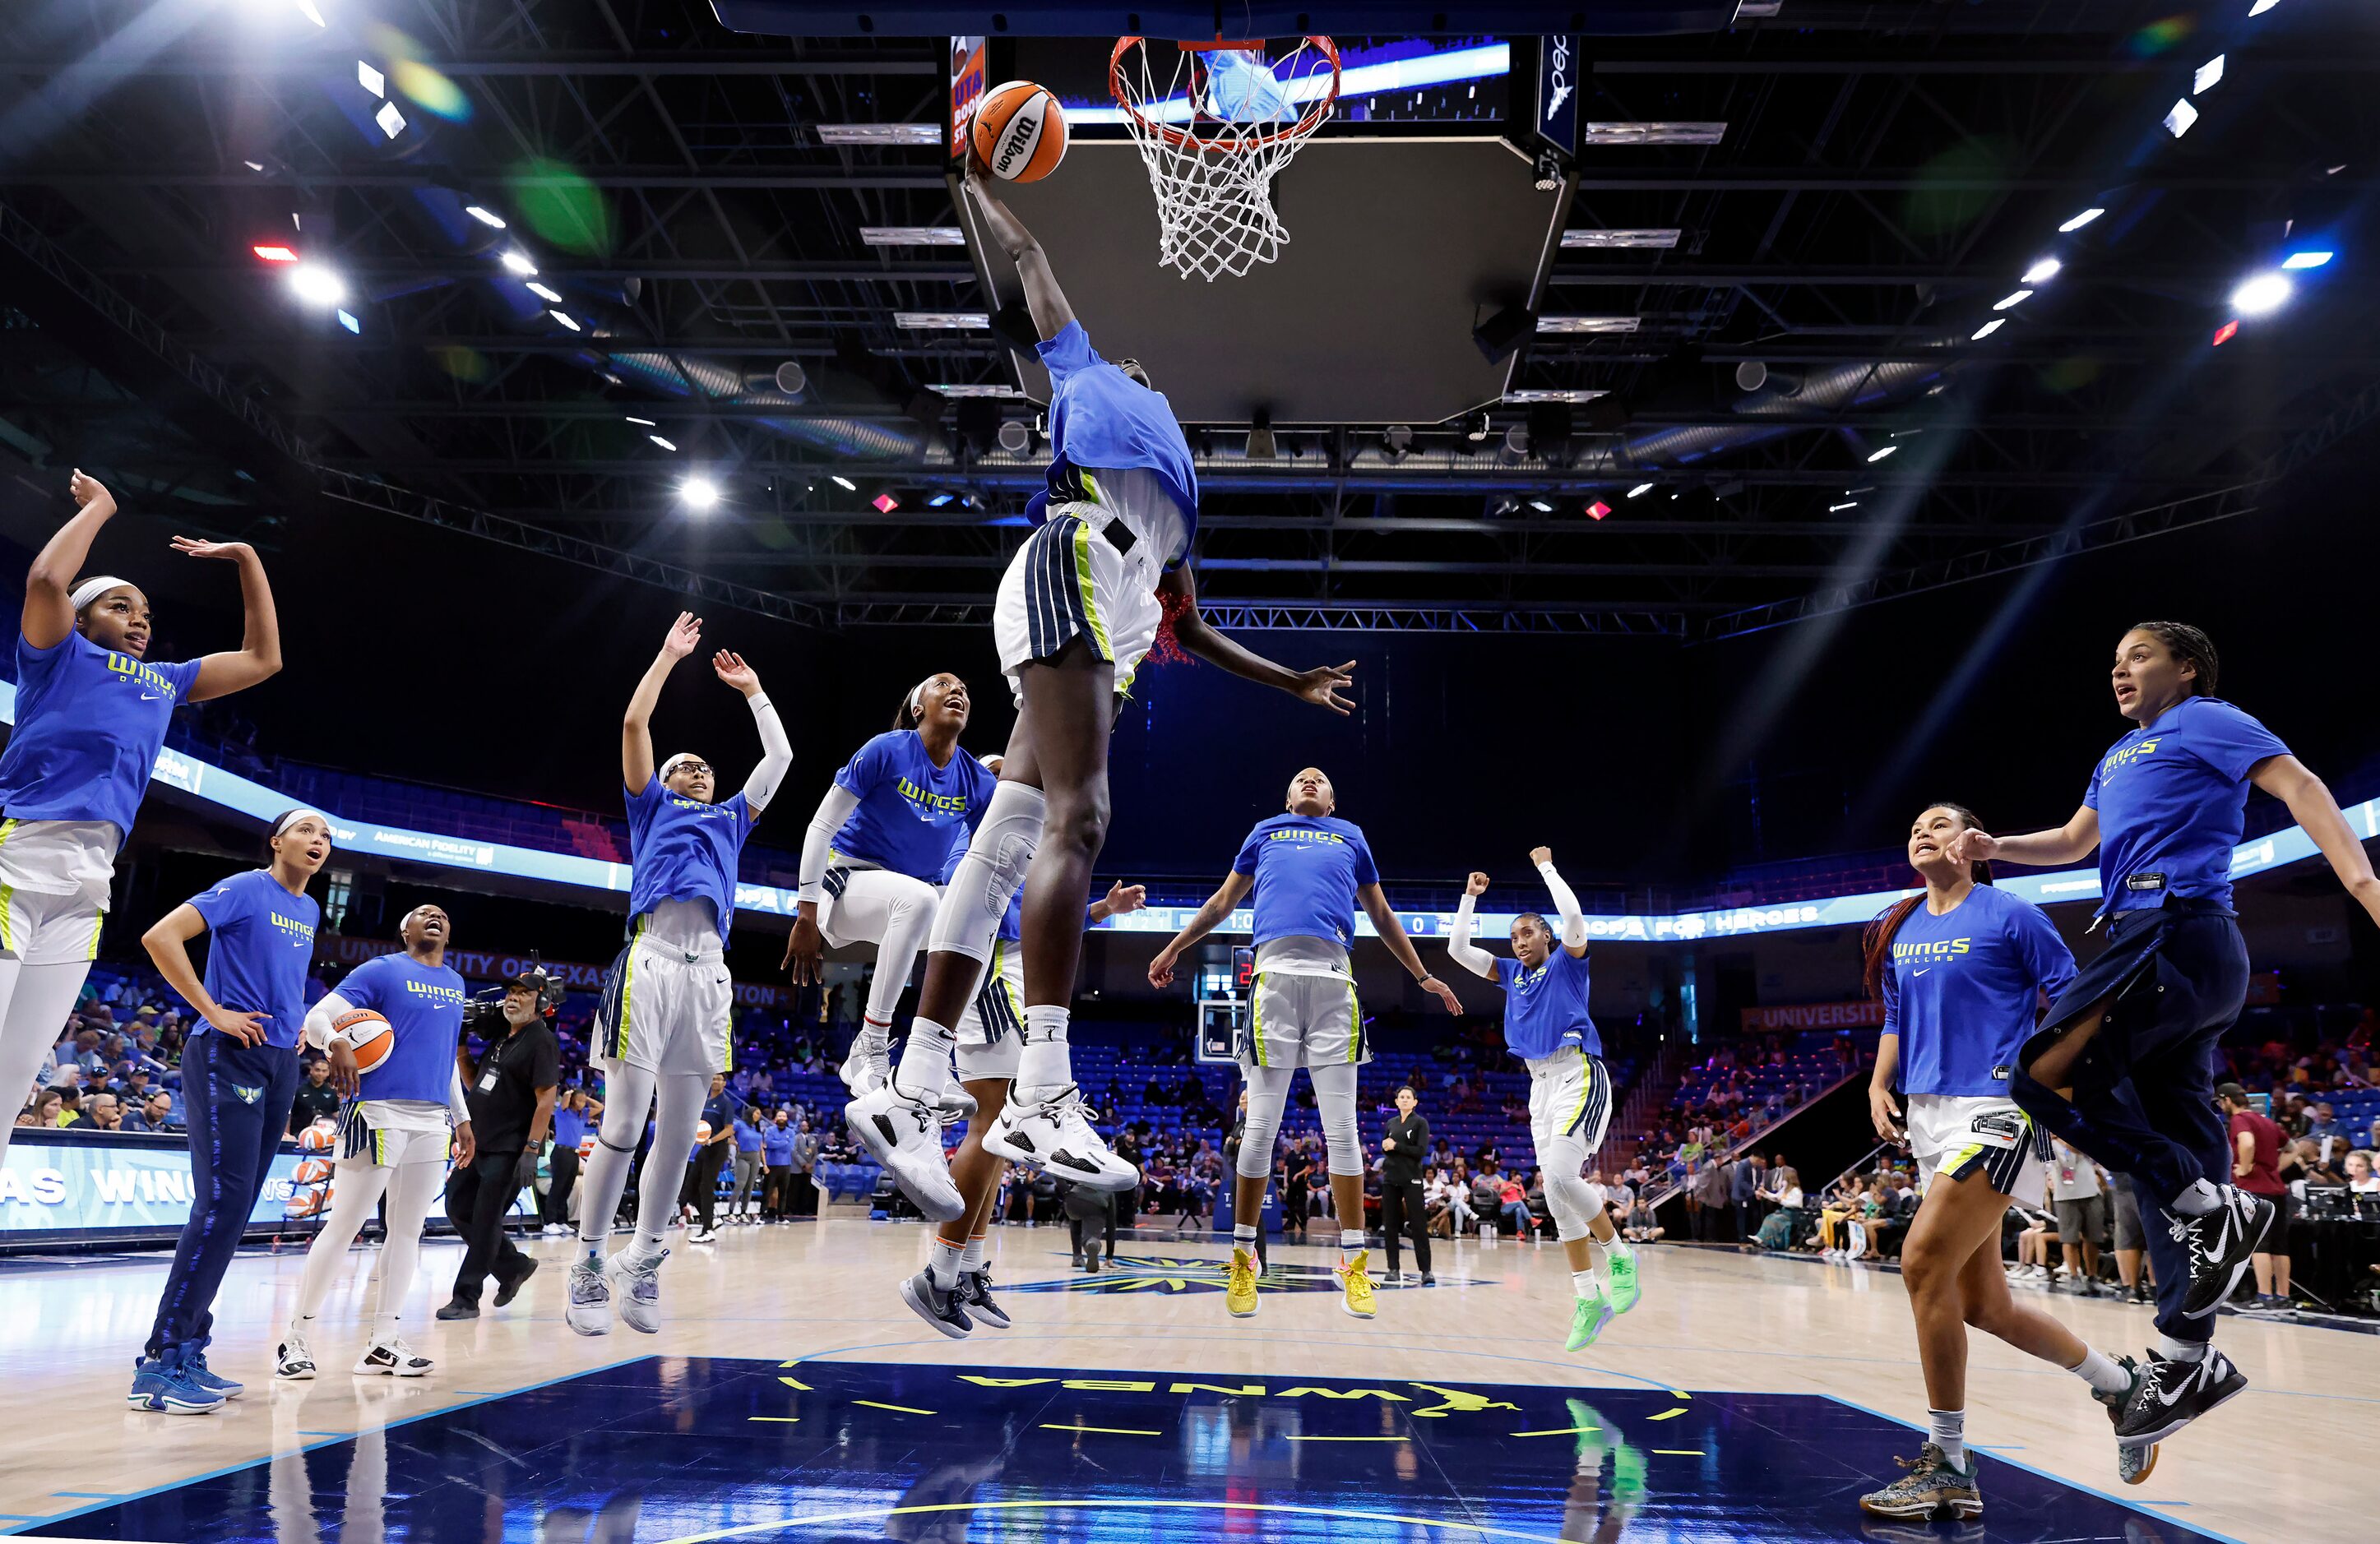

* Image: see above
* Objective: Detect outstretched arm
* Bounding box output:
[183,539,282,701]
[1446,872,1498,980]
[1360,883,1462,1014]
[623,612,701,792]
[1530,846,1590,957]
[1946,804,2100,870]
[965,170,1074,340]
[2253,754,2380,927]
[712,650,791,813]
[25,470,116,650]
[1147,871,1253,987]
[1089,881,1146,925]
[1157,564,1355,714]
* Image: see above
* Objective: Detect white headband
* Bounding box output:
[660,752,706,778]
[69,576,132,612]
[272,808,333,839]
[907,677,934,718]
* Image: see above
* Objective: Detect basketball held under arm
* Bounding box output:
[303,992,357,1052]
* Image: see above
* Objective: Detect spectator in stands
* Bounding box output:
[1493,1171,1530,1237]
[2346,1150,2379,1195]
[84,1091,122,1131]
[2306,1102,2341,1142]
[2048,1139,2109,1295]
[53,1086,85,1127]
[2219,1084,2293,1311]
[289,1055,340,1135]
[121,1090,171,1133]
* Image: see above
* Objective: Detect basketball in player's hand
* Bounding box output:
[970,81,1067,183]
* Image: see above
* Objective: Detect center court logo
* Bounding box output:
[1007,1253,1457,1299]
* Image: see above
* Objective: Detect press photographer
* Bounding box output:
[438,965,563,1320]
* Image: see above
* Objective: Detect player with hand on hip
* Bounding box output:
[1445,849,1638,1350]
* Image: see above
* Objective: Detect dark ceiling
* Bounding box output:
[0,0,2374,640]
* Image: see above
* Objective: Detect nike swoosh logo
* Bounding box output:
[1914,968,1932,977]
[139,691,162,701]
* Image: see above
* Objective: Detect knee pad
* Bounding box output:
[929,783,1046,961]
[1238,1067,1292,1180]
[1547,1172,1598,1241]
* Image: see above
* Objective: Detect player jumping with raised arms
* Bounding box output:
[849,166,1359,1320]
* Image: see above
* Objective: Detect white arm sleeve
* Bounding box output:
[742,693,794,811]
[303,991,356,1052]
[797,784,862,904]
[1446,895,1498,980]
[1538,860,1589,949]
[449,1064,471,1124]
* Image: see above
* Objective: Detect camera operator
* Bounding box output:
[438,968,561,1320]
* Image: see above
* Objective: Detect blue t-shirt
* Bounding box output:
[626,776,757,932]
[762,1123,796,1164]
[1028,321,1198,548]
[185,870,319,1051]
[733,1114,763,1153]
[336,951,469,1105]
[1496,948,1600,1061]
[831,731,996,881]
[0,631,201,834]
[2085,696,2290,914]
[1880,885,2077,1098]
[1233,815,1379,951]
[552,1104,586,1151]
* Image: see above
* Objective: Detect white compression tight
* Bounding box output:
[0,959,95,1169]
[1537,1128,1607,1242]
[1236,1062,1363,1180]
[575,1063,709,1256]
[831,868,942,1034]
[290,1156,446,1335]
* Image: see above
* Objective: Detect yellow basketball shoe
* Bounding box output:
[1226,1246,1262,1319]
[1336,1249,1378,1320]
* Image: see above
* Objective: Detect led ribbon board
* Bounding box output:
[5,682,2359,944]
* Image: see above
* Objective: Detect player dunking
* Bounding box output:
[1148,767,1461,1322]
[1856,802,2142,1516]
[0,471,282,1174]
[1947,622,2380,1464]
[1445,848,1641,1349]
[850,167,1359,1280]
[567,613,790,1336]
[789,673,995,1222]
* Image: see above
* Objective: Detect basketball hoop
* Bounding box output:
[1109,36,1340,281]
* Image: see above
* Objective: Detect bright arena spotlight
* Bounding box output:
[9,6,2378,1542]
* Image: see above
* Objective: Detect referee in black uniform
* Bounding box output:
[438,968,561,1320]
[1379,1083,1433,1285]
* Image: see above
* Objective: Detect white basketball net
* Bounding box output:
[1109,37,1340,282]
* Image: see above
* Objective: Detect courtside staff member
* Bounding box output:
[1379,1084,1433,1285]
[439,969,560,1319]
[128,811,331,1415]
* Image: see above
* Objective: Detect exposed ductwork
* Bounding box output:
[600,350,920,460]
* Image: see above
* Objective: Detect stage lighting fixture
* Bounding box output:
[2021,257,2062,284]
[336,310,359,335]
[287,264,345,306]
[2058,207,2104,233]
[648,435,676,451]
[358,61,386,97]
[775,362,808,394]
[550,310,581,331]
[680,477,720,511]
[1384,424,1414,458]
[1502,425,1530,457]
[1866,445,1898,463]
[831,474,857,492]
[626,416,655,426]
[1246,410,1276,461]
[1993,289,2032,311]
[1463,412,1492,442]
[1970,318,2005,340]
[2211,320,2239,346]
[465,205,506,229]
[2281,251,2333,270]
[2194,55,2225,95]
[500,251,537,276]
[873,491,901,514]
[997,419,1033,455]
[1527,498,1553,512]
[2162,99,2198,139]
[1627,483,1654,499]
[1830,501,1859,512]
[1586,500,1612,520]
[374,102,406,140]
[526,282,561,303]
[2230,273,2292,316]
[252,244,298,263]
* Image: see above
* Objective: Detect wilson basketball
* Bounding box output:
[695,1121,714,1145]
[332,1009,395,1073]
[970,81,1067,182]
